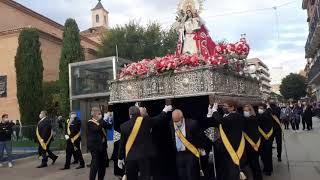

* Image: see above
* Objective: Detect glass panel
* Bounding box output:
[71,60,113,96]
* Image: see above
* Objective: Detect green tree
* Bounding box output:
[98,20,178,61]
[280,73,307,100]
[43,81,60,117]
[59,19,84,116]
[15,28,43,125]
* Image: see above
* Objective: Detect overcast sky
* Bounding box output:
[15,0,308,84]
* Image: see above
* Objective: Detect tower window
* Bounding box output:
[104,16,107,24]
[96,15,99,23]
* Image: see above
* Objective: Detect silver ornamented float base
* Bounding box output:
[109,66,262,104]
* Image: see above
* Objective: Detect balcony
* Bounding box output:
[308,56,320,84]
[305,3,320,58]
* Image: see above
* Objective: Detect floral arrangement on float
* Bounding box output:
[118,0,251,80]
[119,35,250,80]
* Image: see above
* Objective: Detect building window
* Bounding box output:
[104,16,107,24]
[96,15,99,23]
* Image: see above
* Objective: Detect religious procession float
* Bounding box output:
[109,0,261,115]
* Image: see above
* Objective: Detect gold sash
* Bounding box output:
[243,132,261,151]
[174,123,200,158]
[219,124,245,166]
[36,126,53,151]
[125,117,143,157]
[272,115,283,131]
[88,119,107,142]
[259,127,273,140]
[67,119,81,144]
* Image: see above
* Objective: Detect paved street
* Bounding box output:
[1,118,320,180]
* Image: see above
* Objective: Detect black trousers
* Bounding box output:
[260,138,273,173]
[64,139,84,168]
[89,148,107,180]
[273,129,282,159]
[246,147,262,180]
[39,142,57,165]
[284,120,289,129]
[291,121,299,130]
[305,118,313,130]
[302,117,307,130]
[126,158,152,180]
[176,151,200,180]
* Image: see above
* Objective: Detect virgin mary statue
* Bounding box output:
[174,0,216,60]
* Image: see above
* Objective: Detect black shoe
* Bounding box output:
[86,164,91,168]
[36,164,48,168]
[278,157,282,162]
[72,161,79,165]
[60,167,70,170]
[264,171,272,176]
[52,156,58,165]
[76,165,85,169]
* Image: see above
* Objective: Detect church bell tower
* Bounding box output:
[91,0,109,28]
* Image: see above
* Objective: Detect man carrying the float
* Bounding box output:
[36,110,58,168]
[118,105,172,180]
[207,100,247,180]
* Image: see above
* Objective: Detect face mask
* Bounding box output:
[175,121,183,127]
[39,114,43,119]
[258,109,264,114]
[97,115,103,120]
[222,108,229,114]
[70,114,77,119]
[243,111,250,118]
[290,105,293,108]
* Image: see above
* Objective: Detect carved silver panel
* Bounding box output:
[109,67,262,104]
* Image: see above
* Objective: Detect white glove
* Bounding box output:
[118,159,125,169]
[207,103,218,118]
[163,105,173,113]
[199,149,206,156]
[64,135,70,140]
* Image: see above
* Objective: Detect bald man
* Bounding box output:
[170,109,204,180]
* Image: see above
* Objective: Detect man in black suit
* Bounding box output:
[207,100,246,180]
[87,107,110,180]
[61,111,85,170]
[118,105,172,180]
[36,111,58,168]
[170,109,204,180]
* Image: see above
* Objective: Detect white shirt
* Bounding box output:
[174,120,186,152]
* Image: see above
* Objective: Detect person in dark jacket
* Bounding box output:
[36,111,58,168]
[268,102,282,162]
[243,105,263,180]
[87,107,109,180]
[207,100,246,180]
[302,103,313,131]
[117,105,172,180]
[257,104,273,176]
[169,109,205,180]
[61,111,85,170]
[0,114,15,168]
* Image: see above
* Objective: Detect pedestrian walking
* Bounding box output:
[0,114,15,168]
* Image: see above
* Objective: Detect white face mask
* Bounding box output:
[97,115,103,120]
[175,121,183,127]
[39,114,43,119]
[243,111,250,118]
[258,109,264,114]
[70,114,77,119]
